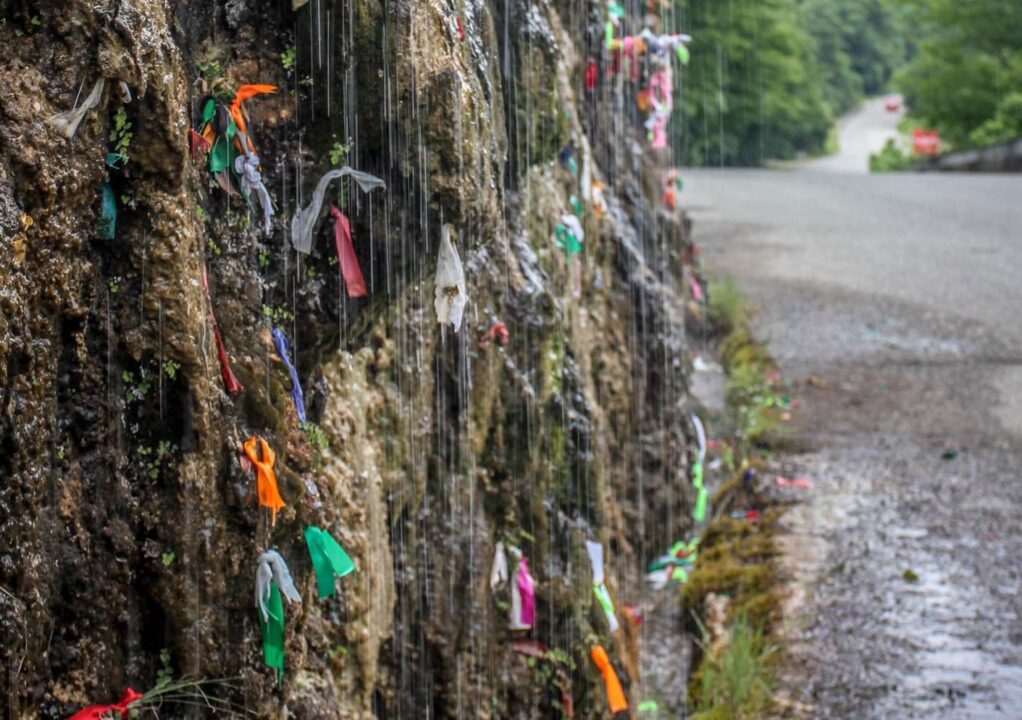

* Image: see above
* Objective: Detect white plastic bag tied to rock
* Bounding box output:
[489,541,508,591]
[691,413,707,464]
[434,224,468,331]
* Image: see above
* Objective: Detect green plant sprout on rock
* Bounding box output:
[110,107,133,161]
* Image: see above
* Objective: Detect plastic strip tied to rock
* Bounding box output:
[586,540,620,632]
[290,167,386,254]
[50,78,105,139]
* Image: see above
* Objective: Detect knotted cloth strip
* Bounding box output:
[590,644,628,713]
[243,436,285,524]
[271,328,307,424]
[68,688,142,720]
[304,525,356,600]
[329,206,368,298]
[201,265,244,396]
[255,549,301,677]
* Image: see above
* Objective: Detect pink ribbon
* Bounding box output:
[517,557,535,626]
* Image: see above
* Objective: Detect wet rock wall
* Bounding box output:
[0,0,696,717]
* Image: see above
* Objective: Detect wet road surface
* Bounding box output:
[684,100,1022,719]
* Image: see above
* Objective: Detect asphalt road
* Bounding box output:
[685,98,1022,719]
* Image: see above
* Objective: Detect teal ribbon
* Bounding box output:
[98,183,117,240]
[304,525,356,600]
[554,224,583,256]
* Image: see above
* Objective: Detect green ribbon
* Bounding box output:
[675,44,690,66]
[567,157,578,177]
[604,21,615,49]
[260,582,285,678]
[607,2,625,20]
[638,699,659,713]
[570,194,583,217]
[204,99,238,174]
[209,123,236,174]
[304,525,356,600]
[554,224,583,256]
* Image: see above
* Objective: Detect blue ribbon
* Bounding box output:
[272,328,307,424]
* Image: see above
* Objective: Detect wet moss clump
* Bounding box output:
[685,281,787,718]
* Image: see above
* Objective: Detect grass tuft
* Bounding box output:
[691,615,777,719]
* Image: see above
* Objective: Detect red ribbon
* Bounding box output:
[213,325,244,395]
[585,59,598,90]
[481,322,509,347]
[330,206,368,298]
[68,688,143,720]
[189,129,211,158]
[456,17,465,41]
[201,266,244,395]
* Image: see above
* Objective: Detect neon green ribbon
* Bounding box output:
[304,525,356,600]
[675,44,690,65]
[694,487,708,523]
[604,21,615,49]
[260,582,285,678]
[692,460,707,522]
[593,582,616,618]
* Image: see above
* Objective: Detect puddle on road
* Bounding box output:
[776,444,1022,720]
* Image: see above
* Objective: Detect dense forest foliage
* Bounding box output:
[895,0,1022,148]
[670,0,907,165]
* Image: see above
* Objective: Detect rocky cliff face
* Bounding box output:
[0,1,696,717]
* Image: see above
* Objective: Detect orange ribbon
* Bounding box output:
[229,84,277,156]
[243,436,285,525]
[590,645,628,714]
